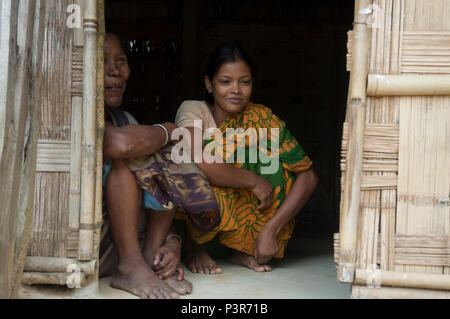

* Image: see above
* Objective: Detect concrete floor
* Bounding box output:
[18,223,351,299]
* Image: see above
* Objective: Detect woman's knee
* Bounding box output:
[105,159,137,194]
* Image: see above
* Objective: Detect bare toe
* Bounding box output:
[228,251,270,272]
[111,260,179,299]
[189,265,197,273]
[164,276,193,295]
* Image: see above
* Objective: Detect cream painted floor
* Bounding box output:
[19,223,350,299]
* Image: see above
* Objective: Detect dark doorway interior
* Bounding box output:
[105,0,354,228]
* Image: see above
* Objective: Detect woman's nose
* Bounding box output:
[231,82,241,94]
[105,61,119,76]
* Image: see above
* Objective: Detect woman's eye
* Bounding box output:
[220,80,230,84]
[241,80,250,85]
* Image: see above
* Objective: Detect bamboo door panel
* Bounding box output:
[395,0,450,276]
[337,0,450,294]
[27,0,101,266]
[28,0,75,258]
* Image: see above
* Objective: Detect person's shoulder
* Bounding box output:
[176,100,210,119]
[123,110,139,125]
[179,100,209,112]
[246,102,285,127]
[246,102,276,118]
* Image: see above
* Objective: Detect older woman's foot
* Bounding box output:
[111,258,179,299]
[228,251,272,272]
[164,275,193,294]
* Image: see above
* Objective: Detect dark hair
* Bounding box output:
[205,44,254,105]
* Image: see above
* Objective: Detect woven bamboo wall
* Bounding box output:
[28,0,75,258]
[23,0,102,287]
[337,0,450,297]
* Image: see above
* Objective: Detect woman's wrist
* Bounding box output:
[245,170,259,190]
[265,218,282,236]
[161,122,178,143]
[165,233,182,248]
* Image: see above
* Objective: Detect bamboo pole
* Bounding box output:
[338,0,372,283]
[0,0,20,299]
[78,0,98,261]
[94,0,105,260]
[22,272,87,287]
[352,285,450,299]
[355,269,450,291]
[367,74,450,96]
[24,257,96,276]
[11,0,46,299]
[0,0,39,299]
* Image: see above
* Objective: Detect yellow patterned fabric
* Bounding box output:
[176,102,312,258]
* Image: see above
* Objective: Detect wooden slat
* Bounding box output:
[355,269,450,290]
[0,0,37,299]
[74,0,86,46]
[78,0,98,261]
[402,31,450,73]
[380,187,396,271]
[28,172,70,258]
[66,230,79,258]
[338,0,371,283]
[68,96,82,247]
[36,140,71,172]
[93,0,106,266]
[347,31,354,71]
[24,256,95,275]
[71,47,84,97]
[396,95,450,275]
[352,285,450,299]
[38,0,73,141]
[22,272,86,286]
[335,234,450,267]
[367,74,450,96]
[404,1,450,32]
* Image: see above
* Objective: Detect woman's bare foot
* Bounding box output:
[228,251,272,272]
[164,275,193,295]
[185,242,222,274]
[111,259,179,299]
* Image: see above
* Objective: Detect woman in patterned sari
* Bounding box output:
[175,44,319,272]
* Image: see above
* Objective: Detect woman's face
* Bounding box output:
[104,34,130,108]
[205,59,252,124]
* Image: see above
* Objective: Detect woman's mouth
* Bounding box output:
[105,85,123,96]
[228,97,243,104]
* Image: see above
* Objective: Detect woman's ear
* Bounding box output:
[204,76,213,94]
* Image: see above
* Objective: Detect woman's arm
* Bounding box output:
[103,122,178,160]
[254,167,319,264]
[185,127,274,210]
[265,168,318,234]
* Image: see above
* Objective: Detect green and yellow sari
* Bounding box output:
[180,102,312,258]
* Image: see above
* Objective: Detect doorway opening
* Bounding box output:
[104,0,355,298]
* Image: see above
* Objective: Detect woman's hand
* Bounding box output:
[254,225,279,265]
[152,237,184,280]
[249,174,274,211]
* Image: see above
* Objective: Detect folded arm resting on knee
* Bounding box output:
[103,122,178,160]
[184,126,274,210]
[254,168,319,265]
